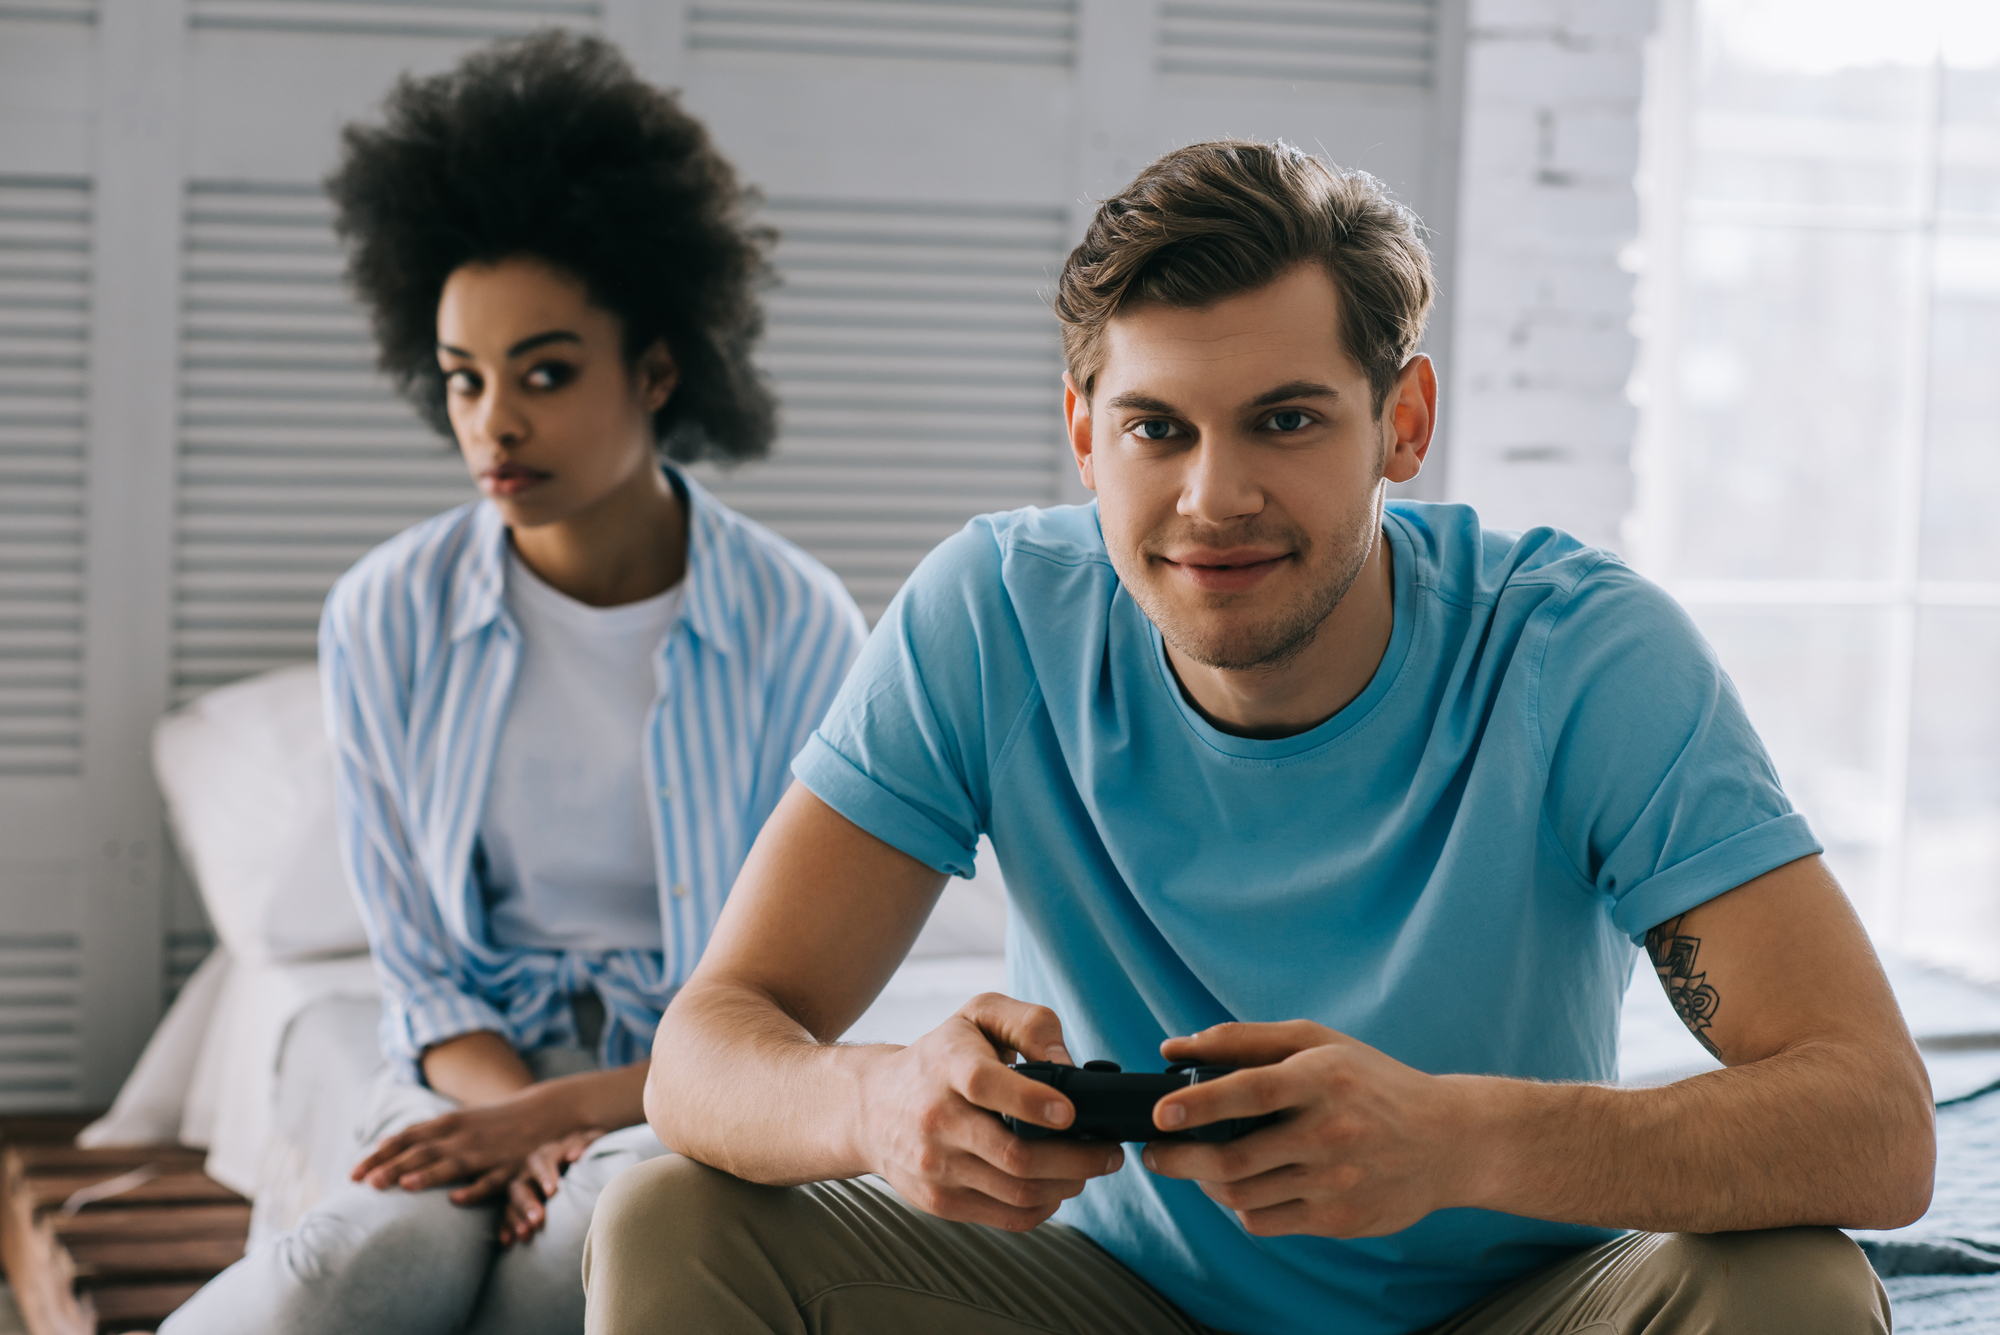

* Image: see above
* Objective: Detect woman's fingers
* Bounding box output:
[501,1174,547,1244]
[448,1163,513,1206]
[365,1141,447,1189]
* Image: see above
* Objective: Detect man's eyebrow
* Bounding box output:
[434,330,584,360]
[1103,392,1179,414]
[1247,380,1340,409]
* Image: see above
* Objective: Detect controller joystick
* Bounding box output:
[1000,1059,1280,1144]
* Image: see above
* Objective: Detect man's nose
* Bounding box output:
[1177,437,1263,525]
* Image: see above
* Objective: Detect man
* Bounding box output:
[584,141,1932,1334]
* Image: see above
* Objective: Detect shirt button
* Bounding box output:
[672,882,688,899]
[659,785,675,800]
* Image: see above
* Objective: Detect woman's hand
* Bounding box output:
[351,1083,577,1203]
[498,1129,606,1245]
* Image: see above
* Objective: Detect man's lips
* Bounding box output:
[478,463,551,498]
[1159,548,1292,594]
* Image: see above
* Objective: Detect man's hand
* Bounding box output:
[1141,1020,1466,1239]
[858,993,1126,1232]
[498,1129,606,1245]
[351,1084,576,1203]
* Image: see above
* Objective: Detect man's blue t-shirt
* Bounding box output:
[792,500,1819,1335]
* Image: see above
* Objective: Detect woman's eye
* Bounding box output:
[1266,409,1311,432]
[524,362,577,391]
[444,368,480,395]
[1133,419,1179,441]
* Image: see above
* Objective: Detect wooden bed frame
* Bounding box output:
[0,1117,247,1335]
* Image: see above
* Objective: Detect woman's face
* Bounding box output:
[435,256,676,530]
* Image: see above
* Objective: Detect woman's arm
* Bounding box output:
[354,1047,648,1199]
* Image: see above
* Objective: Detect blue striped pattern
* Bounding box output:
[318,470,867,1078]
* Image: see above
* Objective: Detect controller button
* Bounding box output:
[1082,1060,1122,1073]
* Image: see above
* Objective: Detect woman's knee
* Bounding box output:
[1653,1227,1888,1333]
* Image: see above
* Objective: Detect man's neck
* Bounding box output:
[1162,528,1396,740]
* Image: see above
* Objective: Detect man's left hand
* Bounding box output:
[1141,1020,1470,1239]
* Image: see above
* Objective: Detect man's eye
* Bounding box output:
[1267,409,1311,432]
[1134,419,1178,441]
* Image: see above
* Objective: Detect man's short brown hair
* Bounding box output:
[1054,139,1435,416]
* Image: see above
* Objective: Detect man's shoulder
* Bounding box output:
[1387,501,1625,606]
[903,503,1115,613]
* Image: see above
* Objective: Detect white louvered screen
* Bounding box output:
[1157,0,1436,87]
[690,198,1069,622]
[0,1,94,22]
[0,177,90,778]
[189,0,601,38]
[688,1,1077,68]
[174,182,473,704]
[0,932,82,1109]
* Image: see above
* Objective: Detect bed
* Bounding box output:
[77,667,2000,1327]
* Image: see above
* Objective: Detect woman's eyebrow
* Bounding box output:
[433,330,584,360]
[506,329,583,357]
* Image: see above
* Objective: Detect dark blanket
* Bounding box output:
[1851,1079,2000,1331]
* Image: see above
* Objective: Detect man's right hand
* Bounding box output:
[857,993,1125,1231]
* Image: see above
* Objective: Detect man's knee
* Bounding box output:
[585,1157,798,1335]
[1651,1227,1888,1333]
[591,1154,765,1262]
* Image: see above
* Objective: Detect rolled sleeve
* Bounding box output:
[793,733,979,878]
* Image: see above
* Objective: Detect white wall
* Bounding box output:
[0,0,1481,1110]
[1443,0,1658,550]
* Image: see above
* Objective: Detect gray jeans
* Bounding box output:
[162,1050,669,1335]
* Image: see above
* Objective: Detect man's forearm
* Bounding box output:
[1455,1039,1934,1233]
[648,979,885,1184]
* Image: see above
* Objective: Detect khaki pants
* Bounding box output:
[582,1157,1889,1335]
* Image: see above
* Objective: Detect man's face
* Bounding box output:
[1067,263,1429,672]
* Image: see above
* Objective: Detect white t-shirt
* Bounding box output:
[478,545,683,952]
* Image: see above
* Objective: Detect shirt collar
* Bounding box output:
[448,465,741,657]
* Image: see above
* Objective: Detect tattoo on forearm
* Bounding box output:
[1645,915,1722,1059]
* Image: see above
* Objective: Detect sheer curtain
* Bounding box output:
[1634,0,2000,979]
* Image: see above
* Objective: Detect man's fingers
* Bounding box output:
[916,1181,1064,1233]
[1191,1161,1311,1214]
[1142,1125,1288,1185]
[957,1056,1078,1129]
[1153,1064,1293,1133]
[961,1109,1125,1183]
[958,993,1072,1067]
[1160,1019,1332,1069]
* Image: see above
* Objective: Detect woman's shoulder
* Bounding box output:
[683,478,866,644]
[321,501,495,649]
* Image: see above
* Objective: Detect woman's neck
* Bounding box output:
[510,463,688,607]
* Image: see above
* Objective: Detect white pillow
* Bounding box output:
[154,664,368,962]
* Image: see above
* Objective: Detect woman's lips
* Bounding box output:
[479,463,551,498]
[1163,550,1291,594]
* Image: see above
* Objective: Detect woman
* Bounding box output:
[163,31,866,1335]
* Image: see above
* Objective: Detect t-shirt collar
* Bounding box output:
[449,464,738,657]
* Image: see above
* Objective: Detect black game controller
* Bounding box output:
[1000,1060,1280,1143]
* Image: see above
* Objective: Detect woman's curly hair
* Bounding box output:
[327,31,776,462]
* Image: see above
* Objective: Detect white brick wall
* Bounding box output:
[1442,0,1659,553]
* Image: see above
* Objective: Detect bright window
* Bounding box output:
[1634,0,2000,978]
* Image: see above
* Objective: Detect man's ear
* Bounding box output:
[1382,354,1436,485]
[638,338,679,414]
[1063,372,1097,492]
